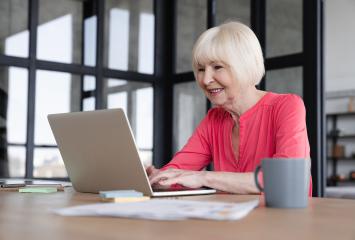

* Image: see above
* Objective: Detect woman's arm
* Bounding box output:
[149,168,260,194]
[204,171,260,194]
[273,94,310,158]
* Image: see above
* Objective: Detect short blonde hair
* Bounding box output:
[192,21,265,86]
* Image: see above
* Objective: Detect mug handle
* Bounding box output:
[254,165,264,192]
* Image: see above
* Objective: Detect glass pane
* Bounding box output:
[266,67,303,97]
[216,0,250,26]
[266,0,302,57]
[108,92,128,112]
[33,147,67,178]
[84,15,97,66]
[82,75,95,111]
[35,70,81,145]
[139,150,152,168]
[104,0,155,74]
[106,79,153,165]
[173,81,206,153]
[83,75,96,91]
[176,0,207,73]
[0,0,29,57]
[37,0,82,63]
[107,79,128,113]
[8,146,26,177]
[0,67,28,144]
[136,87,153,150]
[83,97,95,111]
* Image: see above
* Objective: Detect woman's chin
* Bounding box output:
[210,101,226,108]
[211,101,234,112]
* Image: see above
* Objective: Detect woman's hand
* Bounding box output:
[149,168,207,189]
[146,165,160,179]
[147,167,259,193]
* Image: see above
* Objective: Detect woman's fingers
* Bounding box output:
[153,170,205,189]
[146,165,157,177]
[158,177,180,186]
[149,169,181,185]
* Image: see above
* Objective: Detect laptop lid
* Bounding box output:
[48,109,215,197]
[48,109,154,196]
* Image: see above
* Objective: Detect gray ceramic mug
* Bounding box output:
[254,158,310,208]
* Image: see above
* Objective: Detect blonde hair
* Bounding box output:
[192,21,265,86]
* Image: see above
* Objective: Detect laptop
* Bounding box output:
[47,109,216,197]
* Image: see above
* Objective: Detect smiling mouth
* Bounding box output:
[208,88,224,95]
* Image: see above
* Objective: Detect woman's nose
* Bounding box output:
[202,69,214,85]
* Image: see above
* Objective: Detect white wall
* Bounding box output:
[325,0,355,93]
[325,0,355,178]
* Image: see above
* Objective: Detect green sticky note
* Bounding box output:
[19,187,58,193]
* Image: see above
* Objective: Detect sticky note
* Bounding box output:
[101,196,150,203]
[99,190,143,198]
[19,187,58,193]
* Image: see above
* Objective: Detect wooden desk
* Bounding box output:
[0,188,354,240]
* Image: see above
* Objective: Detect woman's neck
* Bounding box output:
[228,87,267,122]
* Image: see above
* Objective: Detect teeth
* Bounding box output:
[209,88,223,93]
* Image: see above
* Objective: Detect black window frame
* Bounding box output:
[0,0,325,197]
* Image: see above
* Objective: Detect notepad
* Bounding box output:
[19,187,58,193]
[99,190,143,198]
[101,196,150,203]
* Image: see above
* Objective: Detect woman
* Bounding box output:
[148,21,311,195]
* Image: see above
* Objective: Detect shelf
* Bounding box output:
[327,157,355,160]
[327,112,355,117]
[327,134,355,139]
[327,177,355,183]
[327,110,355,187]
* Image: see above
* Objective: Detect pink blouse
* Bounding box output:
[163,92,312,195]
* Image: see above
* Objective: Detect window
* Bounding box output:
[175,0,207,73]
[105,78,153,166]
[266,0,303,57]
[216,0,250,26]
[1,66,28,177]
[37,0,83,63]
[266,67,303,97]
[104,0,155,74]
[0,0,156,179]
[0,0,29,58]
[173,81,206,153]
[0,1,323,196]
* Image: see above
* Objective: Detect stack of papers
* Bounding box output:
[0,179,68,192]
[54,199,259,221]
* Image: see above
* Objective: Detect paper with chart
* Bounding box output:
[53,199,259,221]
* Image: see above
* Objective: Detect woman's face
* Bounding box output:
[196,61,241,110]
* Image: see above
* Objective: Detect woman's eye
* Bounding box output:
[198,68,205,72]
[214,65,223,70]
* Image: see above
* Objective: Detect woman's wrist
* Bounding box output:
[201,170,212,187]
[200,171,260,194]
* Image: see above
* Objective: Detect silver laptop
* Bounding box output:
[47,109,216,197]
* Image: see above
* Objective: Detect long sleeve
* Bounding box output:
[271,94,312,196]
[272,94,310,159]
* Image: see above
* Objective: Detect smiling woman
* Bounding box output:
[192,22,266,116]
[147,21,312,196]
